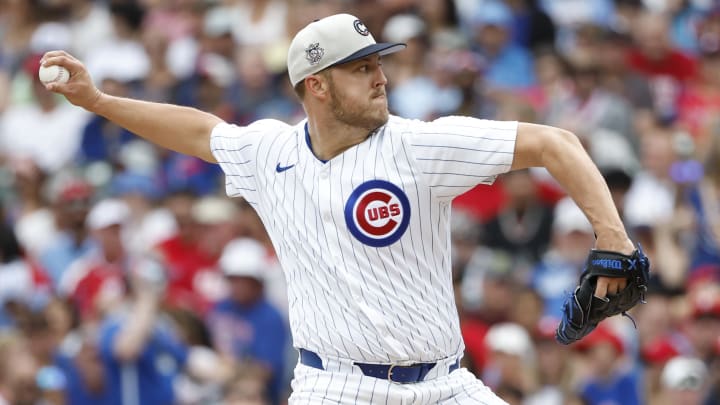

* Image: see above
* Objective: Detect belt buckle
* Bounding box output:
[387,364,397,382]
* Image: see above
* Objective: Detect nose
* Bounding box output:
[374,66,387,88]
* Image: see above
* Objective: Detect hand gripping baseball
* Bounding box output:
[40,50,103,110]
[556,245,650,345]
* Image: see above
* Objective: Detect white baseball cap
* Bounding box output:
[661,356,708,391]
[86,199,130,231]
[552,197,594,235]
[287,13,406,86]
[191,196,237,225]
[484,322,535,363]
[219,238,267,280]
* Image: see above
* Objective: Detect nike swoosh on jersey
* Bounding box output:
[276,163,295,173]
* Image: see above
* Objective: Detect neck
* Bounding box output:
[306,115,376,161]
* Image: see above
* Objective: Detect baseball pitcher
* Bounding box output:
[42,13,648,405]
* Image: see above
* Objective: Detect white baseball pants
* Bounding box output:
[289,359,509,404]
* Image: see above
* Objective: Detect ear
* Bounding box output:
[305,74,329,99]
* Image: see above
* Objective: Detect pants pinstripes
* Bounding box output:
[289,363,509,405]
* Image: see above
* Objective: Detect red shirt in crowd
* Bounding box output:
[155,235,220,314]
[59,255,126,321]
[677,83,720,137]
[626,49,698,82]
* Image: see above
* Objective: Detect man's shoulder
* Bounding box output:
[385,114,417,129]
[381,115,431,137]
[213,118,302,140]
[385,114,495,133]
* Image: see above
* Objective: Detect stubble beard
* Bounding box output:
[328,80,388,133]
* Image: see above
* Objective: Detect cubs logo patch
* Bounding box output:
[344,180,410,247]
[353,19,369,36]
[305,42,324,65]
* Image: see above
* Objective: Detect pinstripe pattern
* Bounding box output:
[210,115,516,402]
[289,363,508,404]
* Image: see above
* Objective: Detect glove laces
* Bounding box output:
[621,283,648,329]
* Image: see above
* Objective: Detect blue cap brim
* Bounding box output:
[331,42,406,67]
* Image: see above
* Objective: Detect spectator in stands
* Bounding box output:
[469,0,536,90]
[685,284,720,364]
[504,0,556,51]
[483,169,554,263]
[627,11,698,122]
[659,355,710,405]
[38,177,95,288]
[56,330,111,405]
[685,131,720,271]
[530,197,595,319]
[677,9,720,142]
[596,29,654,114]
[543,54,638,167]
[77,74,138,166]
[0,222,42,329]
[483,322,537,399]
[189,195,240,311]
[575,325,643,405]
[524,317,574,405]
[222,362,272,405]
[0,51,89,172]
[59,199,131,323]
[0,331,40,405]
[624,123,680,234]
[155,190,216,312]
[96,256,188,405]
[207,238,288,405]
[109,171,175,258]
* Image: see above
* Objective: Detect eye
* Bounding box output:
[358,65,368,73]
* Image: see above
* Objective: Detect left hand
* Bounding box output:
[595,276,627,298]
[593,234,635,298]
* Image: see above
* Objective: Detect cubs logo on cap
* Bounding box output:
[353,20,369,36]
[344,180,411,247]
[305,43,324,65]
[287,13,406,86]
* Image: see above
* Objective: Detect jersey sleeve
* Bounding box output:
[402,116,517,198]
[210,119,285,203]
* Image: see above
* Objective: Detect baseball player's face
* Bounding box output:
[326,54,389,131]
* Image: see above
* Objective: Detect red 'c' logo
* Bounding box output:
[344,180,411,247]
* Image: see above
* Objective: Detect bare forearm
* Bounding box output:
[542,131,630,250]
[91,93,222,162]
[512,123,632,252]
[113,294,158,362]
[40,51,223,161]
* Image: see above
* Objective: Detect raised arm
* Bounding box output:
[41,50,222,163]
[510,122,635,296]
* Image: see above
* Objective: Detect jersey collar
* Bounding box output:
[304,122,329,164]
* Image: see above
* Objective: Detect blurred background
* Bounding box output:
[0,0,719,404]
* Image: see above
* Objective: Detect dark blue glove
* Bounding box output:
[556,246,650,345]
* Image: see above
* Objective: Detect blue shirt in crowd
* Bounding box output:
[40,233,95,288]
[209,298,288,404]
[98,313,188,405]
[581,368,643,405]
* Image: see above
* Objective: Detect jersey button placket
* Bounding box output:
[317,167,332,224]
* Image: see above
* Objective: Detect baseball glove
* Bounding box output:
[556,245,650,345]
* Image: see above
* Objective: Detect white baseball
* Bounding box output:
[38,65,70,85]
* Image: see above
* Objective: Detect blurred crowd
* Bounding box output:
[0,0,719,404]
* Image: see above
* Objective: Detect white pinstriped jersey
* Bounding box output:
[210,115,517,364]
